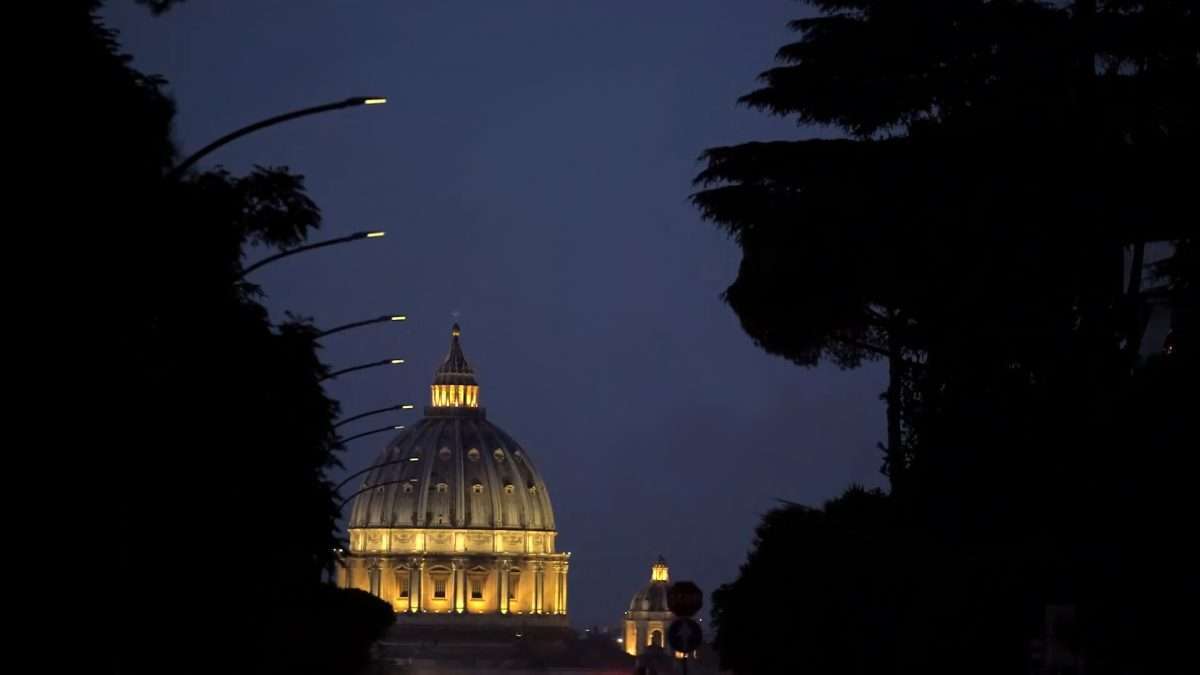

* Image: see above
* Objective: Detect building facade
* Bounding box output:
[338,324,569,624]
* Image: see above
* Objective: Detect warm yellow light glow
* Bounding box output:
[431,383,479,408]
[651,560,669,582]
[366,231,386,238]
[390,359,405,364]
[390,315,407,321]
[363,97,387,105]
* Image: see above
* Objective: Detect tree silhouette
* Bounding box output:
[695,1,1197,488]
[699,2,1198,673]
[63,3,391,673]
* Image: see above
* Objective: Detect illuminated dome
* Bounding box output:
[623,556,673,655]
[348,325,555,530]
[628,556,671,612]
[339,325,569,622]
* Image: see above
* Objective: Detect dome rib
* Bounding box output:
[452,419,466,527]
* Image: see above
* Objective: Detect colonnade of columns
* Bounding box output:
[344,555,568,616]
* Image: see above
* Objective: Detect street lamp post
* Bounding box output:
[320,358,405,382]
[332,454,420,494]
[337,477,414,512]
[240,230,385,279]
[337,425,405,446]
[318,314,407,339]
[334,403,416,429]
[167,96,387,180]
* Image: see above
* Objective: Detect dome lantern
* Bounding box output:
[650,555,669,582]
[430,323,480,409]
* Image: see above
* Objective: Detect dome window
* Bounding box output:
[402,483,414,494]
[467,448,480,462]
[504,483,515,495]
[494,449,505,461]
[438,447,451,461]
[436,482,449,493]
[528,485,538,494]
[471,482,484,494]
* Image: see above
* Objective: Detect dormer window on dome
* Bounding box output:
[430,324,480,408]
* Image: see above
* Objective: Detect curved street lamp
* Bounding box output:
[337,477,413,512]
[332,454,417,494]
[320,358,405,382]
[168,96,387,179]
[318,314,407,339]
[334,403,416,429]
[337,424,405,446]
[240,230,385,279]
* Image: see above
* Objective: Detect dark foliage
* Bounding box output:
[699,2,1198,673]
[58,3,388,673]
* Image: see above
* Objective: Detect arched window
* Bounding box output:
[402,482,414,494]
[651,630,663,648]
[436,482,449,493]
[438,447,451,461]
[467,448,480,462]
[471,481,484,494]
[469,568,487,600]
[504,483,515,495]
[430,568,451,599]
[508,570,520,600]
[396,568,410,598]
[493,449,505,461]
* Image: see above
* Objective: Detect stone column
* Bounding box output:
[498,559,510,614]
[537,559,547,612]
[453,558,466,613]
[367,559,381,597]
[411,558,424,613]
[558,561,569,615]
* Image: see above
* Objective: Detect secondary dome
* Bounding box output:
[628,555,671,612]
[623,556,675,656]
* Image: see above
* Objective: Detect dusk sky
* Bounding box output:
[106,1,885,630]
